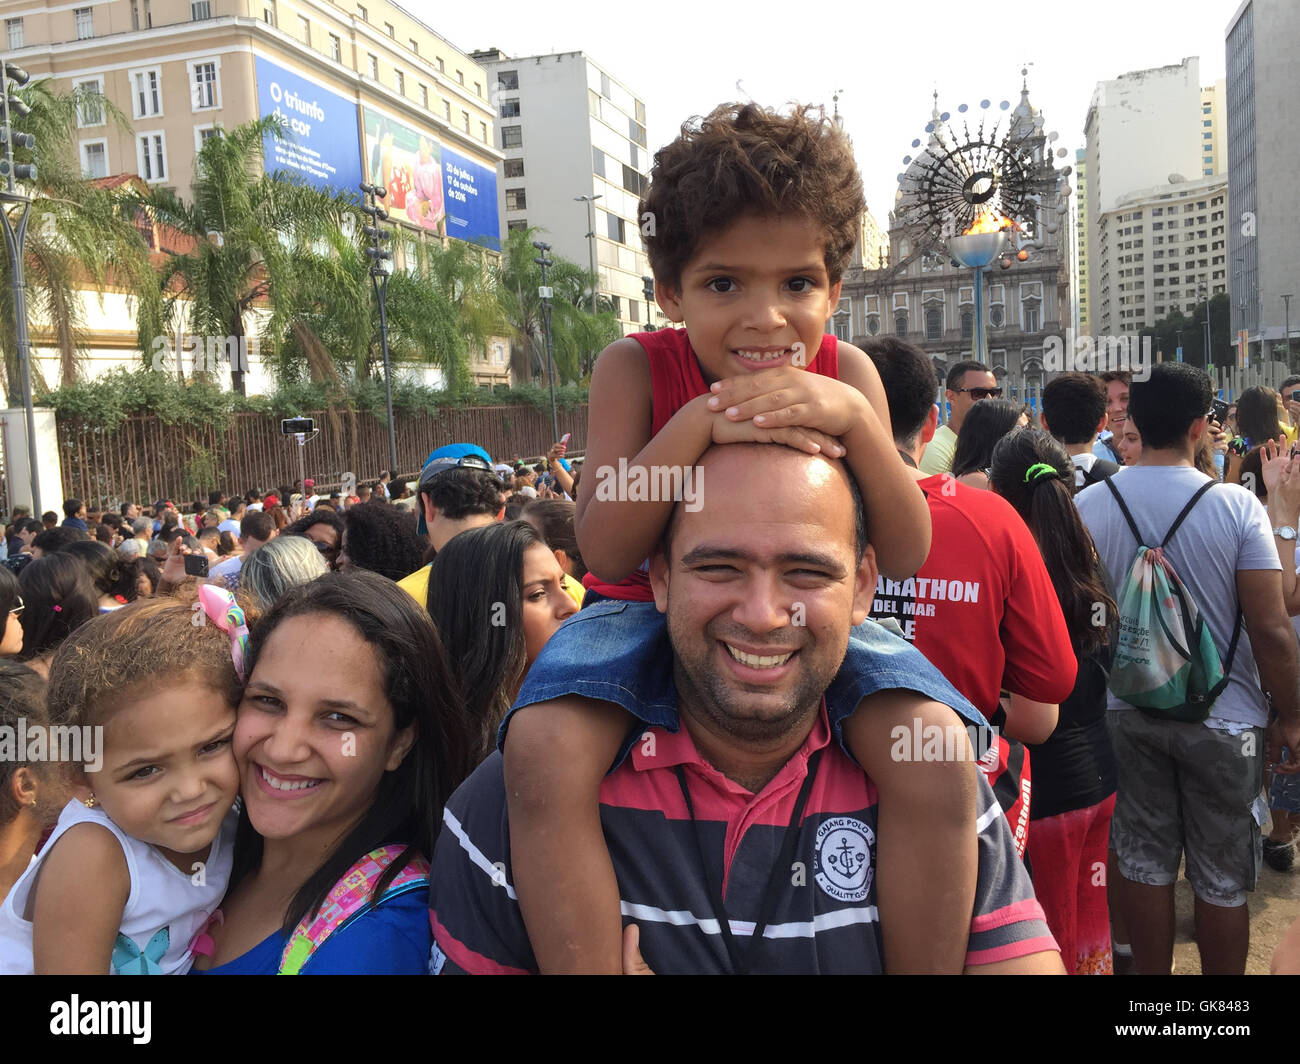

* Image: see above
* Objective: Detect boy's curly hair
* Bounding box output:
[46,589,247,732]
[640,102,865,288]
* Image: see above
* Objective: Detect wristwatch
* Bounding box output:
[1274,526,1298,541]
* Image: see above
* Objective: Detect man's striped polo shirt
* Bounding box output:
[427,704,1058,974]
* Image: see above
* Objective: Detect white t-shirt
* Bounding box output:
[1070,452,1099,490]
[218,519,241,536]
[1077,465,1280,727]
[246,502,264,513]
[0,800,235,974]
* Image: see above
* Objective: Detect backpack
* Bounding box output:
[277,845,430,975]
[1078,457,1121,489]
[1103,478,1243,723]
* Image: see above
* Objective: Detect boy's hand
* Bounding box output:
[710,407,845,456]
[707,368,868,440]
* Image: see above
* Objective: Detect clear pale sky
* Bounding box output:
[406,0,1233,224]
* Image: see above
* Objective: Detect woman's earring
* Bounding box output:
[81,793,97,808]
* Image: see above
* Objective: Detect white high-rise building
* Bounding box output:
[1084,58,1209,336]
[1226,0,1300,360]
[472,48,660,338]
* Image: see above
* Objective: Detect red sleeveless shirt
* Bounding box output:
[582,329,841,601]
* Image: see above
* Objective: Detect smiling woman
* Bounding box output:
[191,571,478,975]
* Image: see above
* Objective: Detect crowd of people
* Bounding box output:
[0,100,1297,977]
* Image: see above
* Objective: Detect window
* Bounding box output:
[437,57,445,73]
[1023,304,1040,332]
[137,132,167,183]
[1203,119,1212,127]
[500,99,519,117]
[443,99,451,121]
[895,313,908,335]
[501,125,521,148]
[409,39,418,54]
[191,0,210,19]
[297,14,309,43]
[131,68,163,118]
[925,308,942,341]
[507,219,527,232]
[419,84,429,109]
[461,110,469,132]
[194,124,221,152]
[383,21,393,36]
[394,70,404,95]
[261,1,274,27]
[356,4,367,19]
[600,71,611,98]
[867,316,880,335]
[455,69,464,85]
[480,121,487,142]
[505,188,526,211]
[606,212,625,244]
[329,34,341,62]
[592,146,605,178]
[76,78,104,127]
[6,18,22,50]
[498,70,518,90]
[74,6,94,38]
[190,61,219,111]
[368,54,378,80]
[504,158,524,178]
[80,139,108,179]
[989,305,1005,328]
[960,311,973,340]
[474,82,481,97]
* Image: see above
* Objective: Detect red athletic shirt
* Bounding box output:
[869,476,1077,856]
[583,329,841,601]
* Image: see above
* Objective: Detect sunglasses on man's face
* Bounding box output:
[953,387,1003,400]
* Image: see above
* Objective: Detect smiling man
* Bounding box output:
[427,444,1062,974]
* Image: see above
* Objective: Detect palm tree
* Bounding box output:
[131,115,365,395]
[0,80,157,401]
[497,226,620,386]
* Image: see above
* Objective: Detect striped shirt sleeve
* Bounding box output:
[966,776,1059,967]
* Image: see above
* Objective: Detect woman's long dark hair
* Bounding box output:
[989,429,1116,657]
[0,564,19,618]
[230,569,477,935]
[952,399,1025,478]
[523,498,587,581]
[1235,386,1281,448]
[18,553,98,660]
[426,520,545,760]
[63,539,122,597]
[342,501,425,581]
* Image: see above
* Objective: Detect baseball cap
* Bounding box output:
[303,478,315,489]
[415,443,493,536]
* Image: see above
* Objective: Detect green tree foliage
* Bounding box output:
[496,226,621,385]
[1140,293,1232,368]
[0,80,156,401]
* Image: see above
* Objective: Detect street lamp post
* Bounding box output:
[1283,294,1294,369]
[533,240,559,442]
[360,182,398,479]
[1200,283,1212,368]
[0,60,38,513]
[574,194,602,314]
[642,275,655,332]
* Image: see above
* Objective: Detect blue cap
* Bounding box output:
[415,443,494,537]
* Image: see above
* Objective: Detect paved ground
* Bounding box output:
[1168,857,1299,975]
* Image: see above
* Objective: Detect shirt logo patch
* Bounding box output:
[814,816,875,903]
[428,939,447,975]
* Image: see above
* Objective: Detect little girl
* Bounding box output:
[0,586,248,974]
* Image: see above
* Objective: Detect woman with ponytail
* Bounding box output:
[989,428,1118,976]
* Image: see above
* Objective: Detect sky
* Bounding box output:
[402,0,1236,221]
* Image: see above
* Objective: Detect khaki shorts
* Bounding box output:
[1106,710,1263,907]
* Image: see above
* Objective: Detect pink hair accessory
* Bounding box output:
[197,584,250,682]
[52,604,62,613]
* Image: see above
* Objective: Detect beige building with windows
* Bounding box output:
[2,0,511,391]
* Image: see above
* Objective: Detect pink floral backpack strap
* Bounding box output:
[277,844,431,975]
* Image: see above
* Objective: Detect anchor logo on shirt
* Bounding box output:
[813,817,875,903]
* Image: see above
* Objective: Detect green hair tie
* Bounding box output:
[1024,462,1059,485]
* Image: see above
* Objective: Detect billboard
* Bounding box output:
[441,146,500,250]
[363,109,445,235]
[255,56,363,194]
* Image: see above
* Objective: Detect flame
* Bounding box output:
[963,210,1018,236]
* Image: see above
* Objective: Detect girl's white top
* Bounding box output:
[0,799,235,974]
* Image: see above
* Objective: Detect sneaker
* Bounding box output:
[1264,837,1295,872]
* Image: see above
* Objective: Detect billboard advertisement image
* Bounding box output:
[363,109,444,234]
[254,55,363,194]
[441,146,500,250]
